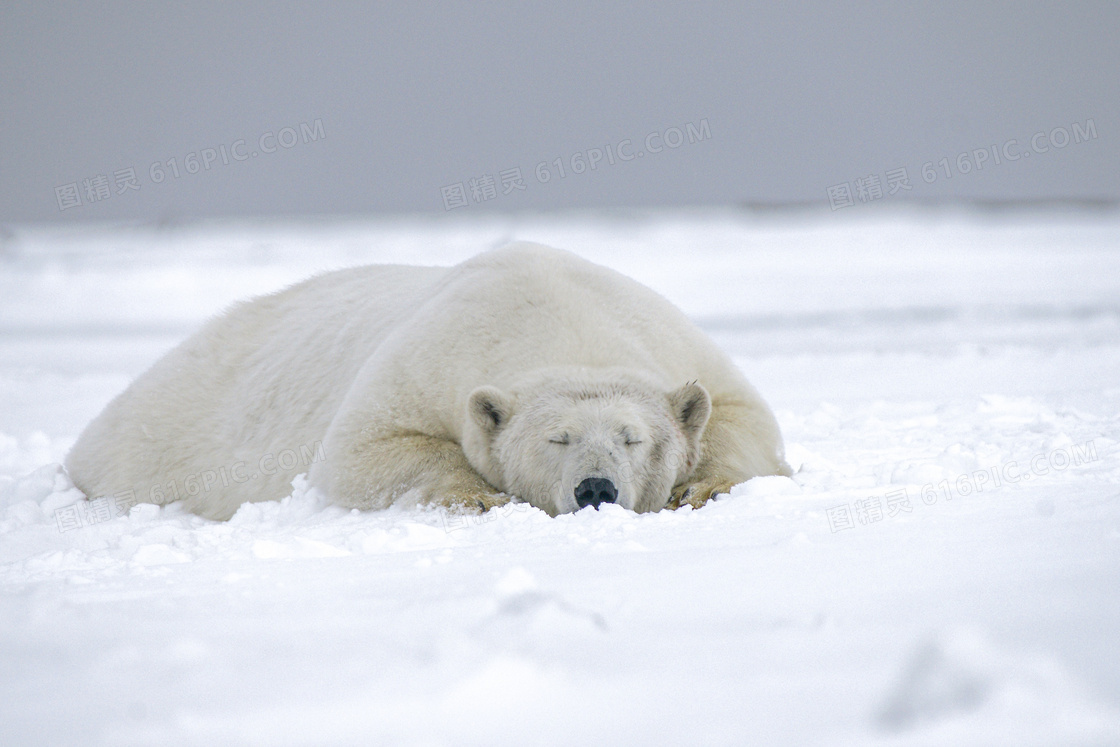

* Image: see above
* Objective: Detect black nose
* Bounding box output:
[575,478,617,509]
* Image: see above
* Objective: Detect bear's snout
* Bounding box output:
[575,477,617,509]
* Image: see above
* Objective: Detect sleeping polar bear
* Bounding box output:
[65,243,790,520]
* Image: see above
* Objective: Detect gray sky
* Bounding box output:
[2,1,1117,223]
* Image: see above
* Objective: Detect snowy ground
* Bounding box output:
[1,207,1119,746]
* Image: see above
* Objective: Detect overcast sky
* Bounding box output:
[2,1,1117,223]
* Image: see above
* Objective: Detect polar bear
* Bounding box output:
[65,243,789,520]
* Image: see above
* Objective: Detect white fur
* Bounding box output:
[66,243,789,519]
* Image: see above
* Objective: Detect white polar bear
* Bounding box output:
[66,243,790,520]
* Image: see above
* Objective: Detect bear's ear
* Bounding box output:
[668,381,711,436]
[468,386,513,436]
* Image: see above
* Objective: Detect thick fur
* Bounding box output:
[65,243,790,519]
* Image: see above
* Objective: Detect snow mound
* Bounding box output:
[876,629,1120,746]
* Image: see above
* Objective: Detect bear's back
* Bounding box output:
[358,243,756,439]
[448,243,744,387]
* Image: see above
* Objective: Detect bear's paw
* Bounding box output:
[667,479,736,511]
[440,489,512,514]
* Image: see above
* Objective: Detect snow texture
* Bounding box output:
[2,208,1119,745]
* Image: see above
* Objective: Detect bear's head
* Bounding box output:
[461,370,711,515]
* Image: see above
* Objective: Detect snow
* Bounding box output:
[2,207,1119,745]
